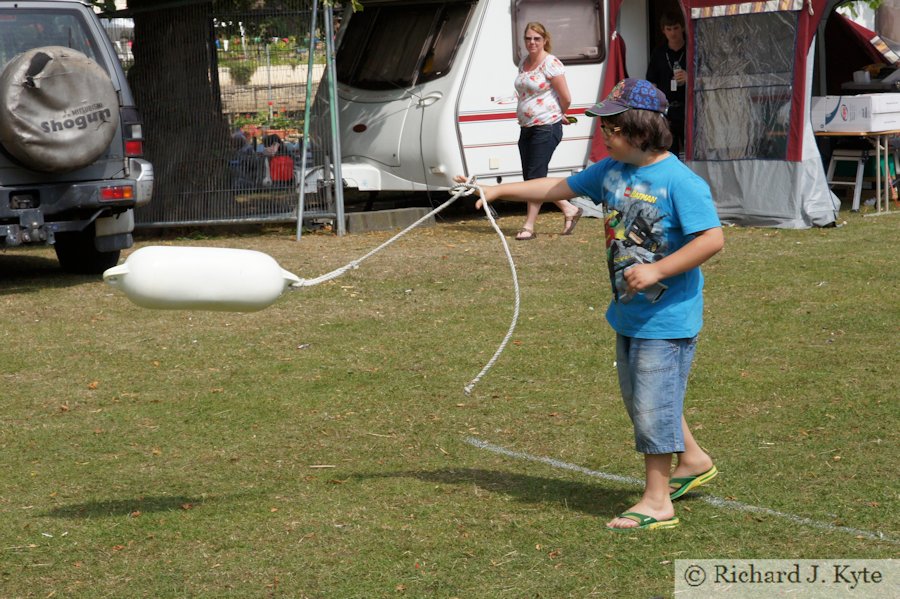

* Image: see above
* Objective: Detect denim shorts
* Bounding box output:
[518,122,563,180]
[615,334,698,454]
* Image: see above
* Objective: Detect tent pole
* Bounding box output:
[324,5,345,236]
[297,0,319,241]
[815,7,829,96]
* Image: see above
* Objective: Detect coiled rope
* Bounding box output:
[291,181,520,395]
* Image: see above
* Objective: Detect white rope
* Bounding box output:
[290,181,520,395]
[463,184,520,396]
[291,186,466,287]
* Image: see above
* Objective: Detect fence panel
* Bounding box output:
[101,1,337,229]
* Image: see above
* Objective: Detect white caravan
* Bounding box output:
[334,0,651,192]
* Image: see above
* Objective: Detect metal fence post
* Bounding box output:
[324,4,345,236]
[296,0,319,241]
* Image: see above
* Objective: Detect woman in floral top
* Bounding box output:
[512,22,582,240]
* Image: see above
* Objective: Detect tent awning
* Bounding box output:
[825,12,900,94]
[679,0,838,227]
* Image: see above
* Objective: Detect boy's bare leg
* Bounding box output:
[606,453,675,529]
[671,416,714,484]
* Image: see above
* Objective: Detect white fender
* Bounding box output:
[103,246,301,312]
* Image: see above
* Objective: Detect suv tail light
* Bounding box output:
[100,185,134,201]
[125,139,143,156]
[121,107,145,158]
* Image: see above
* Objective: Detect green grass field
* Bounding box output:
[1,208,897,598]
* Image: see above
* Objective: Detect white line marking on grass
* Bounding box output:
[466,437,644,486]
[465,437,898,544]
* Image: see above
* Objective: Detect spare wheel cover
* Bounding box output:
[0,46,120,172]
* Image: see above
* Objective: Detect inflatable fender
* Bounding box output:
[0,46,120,172]
[103,246,302,312]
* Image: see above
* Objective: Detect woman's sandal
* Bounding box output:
[515,228,537,241]
[561,207,583,236]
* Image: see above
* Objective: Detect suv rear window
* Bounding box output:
[0,10,99,69]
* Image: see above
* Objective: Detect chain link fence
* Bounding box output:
[101,0,339,232]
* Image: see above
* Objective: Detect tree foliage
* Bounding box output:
[90,0,364,16]
[90,0,117,15]
[837,0,884,10]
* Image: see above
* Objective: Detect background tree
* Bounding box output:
[129,1,229,216]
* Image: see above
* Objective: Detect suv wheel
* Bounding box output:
[54,224,120,274]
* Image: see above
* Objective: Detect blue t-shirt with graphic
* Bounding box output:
[567,154,720,339]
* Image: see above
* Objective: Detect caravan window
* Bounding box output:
[336,1,475,90]
[513,0,604,65]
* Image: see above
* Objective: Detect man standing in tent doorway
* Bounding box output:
[646,11,687,158]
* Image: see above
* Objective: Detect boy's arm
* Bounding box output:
[454,176,577,208]
[624,226,724,292]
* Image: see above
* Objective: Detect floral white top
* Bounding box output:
[514,54,565,127]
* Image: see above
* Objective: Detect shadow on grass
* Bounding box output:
[43,494,209,519]
[0,252,97,294]
[354,468,635,517]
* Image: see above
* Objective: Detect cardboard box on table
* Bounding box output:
[810,94,900,132]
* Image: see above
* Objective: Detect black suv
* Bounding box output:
[0,0,153,274]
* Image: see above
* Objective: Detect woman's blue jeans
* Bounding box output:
[518,122,563,180]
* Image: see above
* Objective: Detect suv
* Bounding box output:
[0,0,152,274]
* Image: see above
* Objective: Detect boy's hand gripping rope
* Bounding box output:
[290,180,519,396]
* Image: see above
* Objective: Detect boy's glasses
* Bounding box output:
[600,124,622,138]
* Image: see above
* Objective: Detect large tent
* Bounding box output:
[678,0,843,228]
[591,1,877,228]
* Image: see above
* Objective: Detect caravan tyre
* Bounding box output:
[0,46,120,172]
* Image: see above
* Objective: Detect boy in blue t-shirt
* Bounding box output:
[459,78,724,530]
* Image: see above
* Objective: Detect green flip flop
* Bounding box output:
[606,511,680,532]
[669,464,718,500]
